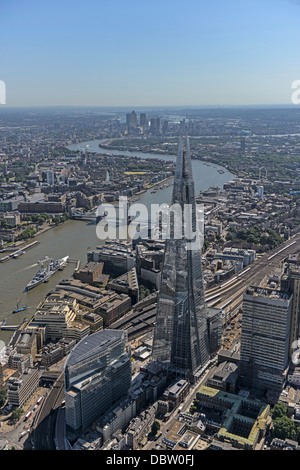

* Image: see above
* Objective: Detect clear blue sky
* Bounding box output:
[1,0,300,107]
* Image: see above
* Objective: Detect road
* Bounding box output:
[143,364,214,450]
[3,234,297,450]
[142,235,300,451]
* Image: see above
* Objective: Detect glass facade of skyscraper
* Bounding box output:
[152,137,220,378]
[64,329,131,433]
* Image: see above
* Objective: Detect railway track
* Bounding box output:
[31,372,64,450]
[112,235,300,335]
[205,235,300,321]
[28,235,300,449]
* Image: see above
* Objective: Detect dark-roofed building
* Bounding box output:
[74,261,109,287]
[207,361,239,393]
[107,267,139,304]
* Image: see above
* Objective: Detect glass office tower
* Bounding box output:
[64,329,131,434]
[152,137,213,378]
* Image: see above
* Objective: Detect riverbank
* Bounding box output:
[0,219,71,262]
[99,141,177,157]
[0,141,234,344]
[98,140,234,174]
[0,218,99,344]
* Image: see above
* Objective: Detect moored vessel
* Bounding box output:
[25,255,69,291]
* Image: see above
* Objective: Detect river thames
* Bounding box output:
[0,140,234,344]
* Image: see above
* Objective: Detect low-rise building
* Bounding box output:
[41,344,63,366]
[7,368,40,407]
[196,385,270,450]
[207,361,239,393]
[74,261,109,287]
[270,438,300,450]
[96,397,137,445]
[107,267,139,304]
[162,379,189,411]
[3,211,21,226]
[14,329,38,361]
[88,240,135,276]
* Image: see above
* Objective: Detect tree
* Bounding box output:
[16,226,36,240]
[296,427,300,444]
[272,402,288,420]
[190,405,197,414]
[0,390,7,408]
[272,416,296,440]
[139,285,150,300]
[151,420,160,436]
[10,408,24,423]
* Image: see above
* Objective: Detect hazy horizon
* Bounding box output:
[0,103,299,110]
[1,0,300,107]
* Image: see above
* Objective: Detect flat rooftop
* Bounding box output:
[245,286,292,301]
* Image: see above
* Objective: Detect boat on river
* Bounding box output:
[12,303,27,314]
[25,256,69,291]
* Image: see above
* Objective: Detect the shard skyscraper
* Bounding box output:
[152,136,217,379]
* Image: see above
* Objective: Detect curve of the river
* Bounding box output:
[0,139,234,344]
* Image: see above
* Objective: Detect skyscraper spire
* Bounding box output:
[152,136,212,378]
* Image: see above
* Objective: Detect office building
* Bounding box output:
[107,267,139,304]
[74,261,109,287]
[64,330,131,435]
[126,111,137,129]
[239,286,292,395]
[46,170,55,185]
[162,120,169,135]
[139,113,147,128]
[14,329,38,361]
[150,117,161,135]
[30,299,78,341]
[0,197,24,212]
[88,240,135,276]
[284,264,300,357]
[152,137,221,380]
[196,385,270,450]
[7,368,40,407]
[8,351,33,374]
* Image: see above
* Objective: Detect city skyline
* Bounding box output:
[1,0,300,107]
[2,1,300,453]
[1,104,300,451]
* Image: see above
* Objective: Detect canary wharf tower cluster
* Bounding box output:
[152,137,222,381]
